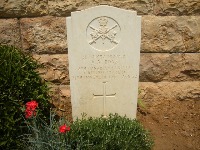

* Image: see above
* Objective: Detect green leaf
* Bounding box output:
[0,140,7,146]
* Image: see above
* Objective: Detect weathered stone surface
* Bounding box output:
[142,16,200,52]
[33,53,200,84]
[20,16,200,54]
[49,85,72,121]
[153,0,200,16]
[33,54,69,85]
[50,82,200,105]
[48,0,200,16]
[139,81,200,107]
[48,0,153,16]
[47,81,200,122]
[0,0,48,18]
[0,19,21,48]
[49,82,200,118]
[140,53,200,82]
[20,16,67,54]
[0,0,199,18]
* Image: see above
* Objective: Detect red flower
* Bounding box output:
[59,124,70,133]
[25,109,36,118]
[26,100,38,111]
[25,100,38,118]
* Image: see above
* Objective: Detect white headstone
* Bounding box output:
[67,5,141,120]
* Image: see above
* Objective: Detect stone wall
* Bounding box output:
[0,0,200,119]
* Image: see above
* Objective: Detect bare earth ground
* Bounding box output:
[137,99,200,150]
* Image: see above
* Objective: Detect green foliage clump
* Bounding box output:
[68,114,154,150]
[23,112,153,150]
[0,45,50,149]
[22,111,73,150]
[23,114,153,150]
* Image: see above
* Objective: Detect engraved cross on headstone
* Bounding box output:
[93,81,116,117]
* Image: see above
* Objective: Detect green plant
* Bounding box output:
[0,45,50,149]
[23,111,154,150]
[68,114,154,150]
[21,101,75,150]
[22,109,71,150]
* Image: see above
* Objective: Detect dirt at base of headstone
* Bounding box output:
[137,99,200,150]
[63,98,200,149]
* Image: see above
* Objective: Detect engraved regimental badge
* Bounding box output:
[86,16,121,51]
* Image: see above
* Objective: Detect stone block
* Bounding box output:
[49,81,198,105]
[33,53,200,84]
[153,0,200,16]
[139,81,200,107]
[0,0,199,18]
[48,0,153,16]
[33,54,69,85]
[48,0,200,16]
[19,16,200,53]
[0,19,21,48]
[142,16,200,52]
[48,82,200,121]
[47,81,200,123]
[20,16,67,54]
[0,0,48,18]
[49,85,72,121]
[140,53,200,82]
